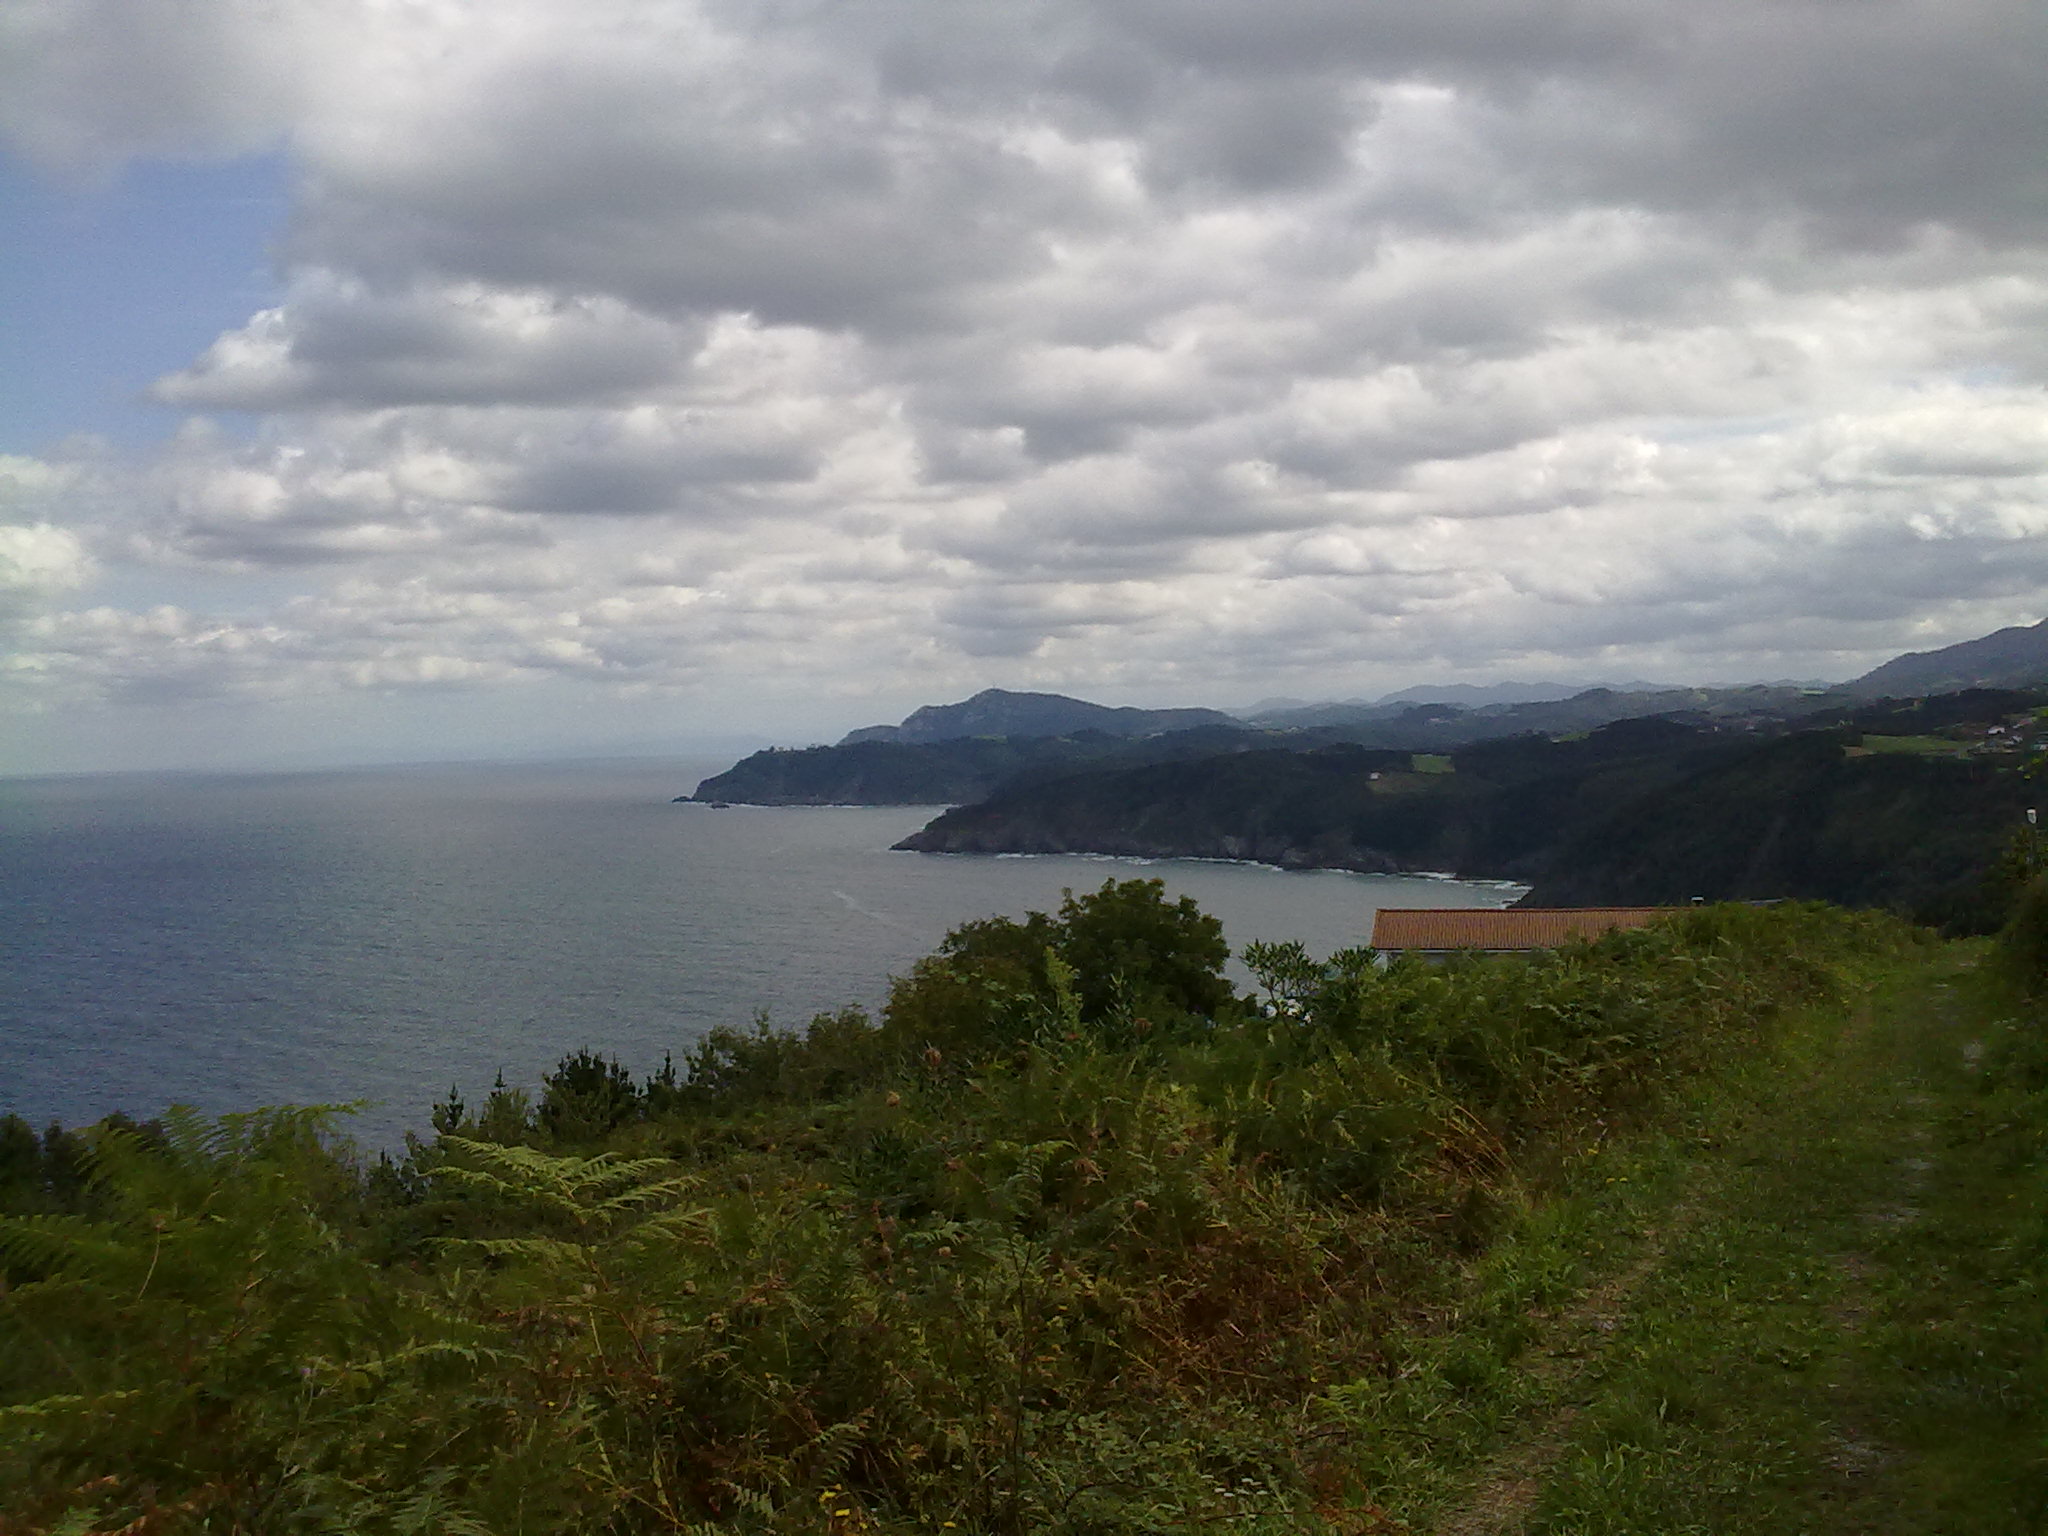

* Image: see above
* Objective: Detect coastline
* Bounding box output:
[901,840,1528,896]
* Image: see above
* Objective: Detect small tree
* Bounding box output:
[537,1051,641,1144]
[883,878,1235,1059]
[1054,877,1232,1022]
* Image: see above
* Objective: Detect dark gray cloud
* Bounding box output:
[287,42,1085,338]
[155,280,699,410]
[0,0,308,167]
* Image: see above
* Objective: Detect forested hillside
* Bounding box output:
[686,724,1266,806]
[838,688,1236,746]
[900,698,2048,928]
[1847,616,2048,696]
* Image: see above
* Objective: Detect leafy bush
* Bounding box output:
[681,1004,885,1109]
[880,877,1234,1067]
[1997,874,2048,994]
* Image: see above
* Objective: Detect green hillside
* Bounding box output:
[686,725,1272,806]
[899,695,2048,928]
[1848,616,2048,696]
[6,886,2046,1532]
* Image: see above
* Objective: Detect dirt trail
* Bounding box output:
[1427,960,2042,1535]
[1430,1214,1693,1536]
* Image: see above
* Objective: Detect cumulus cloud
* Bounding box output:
[153,276,701,410]
[0,454,95,609]
[4,0,2048,752]
[0,520,92,598]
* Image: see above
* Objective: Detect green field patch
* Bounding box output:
[1855,733,1970,756]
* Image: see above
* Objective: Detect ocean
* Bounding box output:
[0,757,1521,1149]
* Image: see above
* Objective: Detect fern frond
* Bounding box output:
[0,1213,137,1279]
[450,1235,600,1270]
[614,1206,716,1251]
[593,1174,702,1214]
[0,1389,142,1424]
[432,1161,584,1219]
[385,1466,498,1536]
[342,1339,522,1377]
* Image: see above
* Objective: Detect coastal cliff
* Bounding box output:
[897,710,2037,928]
[687,723,1265,806]
[893,746,1457,872]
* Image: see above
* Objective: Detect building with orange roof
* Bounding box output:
[1370,906,1681,958]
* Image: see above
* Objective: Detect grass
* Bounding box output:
[1850,734,1970,757]
[1407,945,2048,1534]
[1410,754,1455,774]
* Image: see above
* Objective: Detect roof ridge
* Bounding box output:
[1371,906,1684,952]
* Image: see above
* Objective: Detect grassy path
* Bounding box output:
[1427,949,2047,1535]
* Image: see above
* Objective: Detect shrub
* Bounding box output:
[537,1048,642,1143]
[1997,874,2048,994]
[882,877,1236,1064]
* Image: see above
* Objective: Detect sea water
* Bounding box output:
[0,757,1521,1148]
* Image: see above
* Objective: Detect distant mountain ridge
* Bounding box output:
[684,618,2048,810]
[1232,682,1656,727]
[1375,680,1670,708]
[1848,618,2048,697]
[839,688,1235,746]
[688,685,1827,806]
[1234,683,1820,735]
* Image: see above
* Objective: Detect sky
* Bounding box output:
[2,0,2046,774]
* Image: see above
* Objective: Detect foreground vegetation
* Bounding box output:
[4,882,2045,1533]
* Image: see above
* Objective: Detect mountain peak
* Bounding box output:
[838,690,1237,746]
[1849,618,2048,697]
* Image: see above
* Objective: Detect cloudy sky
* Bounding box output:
[3,0,2046,773]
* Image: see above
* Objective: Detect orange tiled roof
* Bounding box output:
[1370,906,1679,952]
